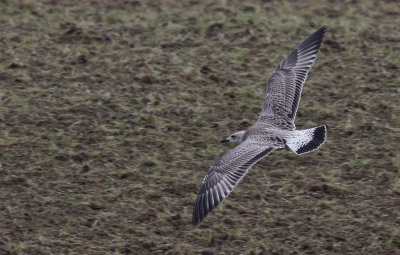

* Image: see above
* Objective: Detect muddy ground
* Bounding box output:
[0,0,399,254]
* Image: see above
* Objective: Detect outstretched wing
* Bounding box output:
[258,26,326,128]
[192,140,274,225]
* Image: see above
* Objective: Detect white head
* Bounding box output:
[221,131,246,144]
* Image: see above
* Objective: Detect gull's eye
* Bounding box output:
[231,135,236,139]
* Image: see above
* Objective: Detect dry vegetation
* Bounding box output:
[0,0,399,254]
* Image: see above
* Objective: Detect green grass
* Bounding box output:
[0,0,399,254]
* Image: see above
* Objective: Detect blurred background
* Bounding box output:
[0,0,399,254]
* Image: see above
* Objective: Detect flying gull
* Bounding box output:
[192,26,328,225]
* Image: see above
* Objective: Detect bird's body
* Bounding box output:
[193,26,328,225]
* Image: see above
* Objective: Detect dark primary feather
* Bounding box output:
[192,141,274,225]
[259,26,327,126]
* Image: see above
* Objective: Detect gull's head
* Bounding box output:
[221,131,245,144]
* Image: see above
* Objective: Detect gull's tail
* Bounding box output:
[286,125,327,155]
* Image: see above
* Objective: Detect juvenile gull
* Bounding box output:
[192,26,328,225]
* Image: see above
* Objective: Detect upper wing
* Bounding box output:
[258,26,326,127]
[192,140,275,225]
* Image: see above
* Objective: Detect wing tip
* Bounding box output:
[314,25,327,39]
[192,197,200,225]
[192,190,215,226]
[192,217,199,226]
[298,25,327,49]
[192,182,228,225]
[314,25,327,36]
